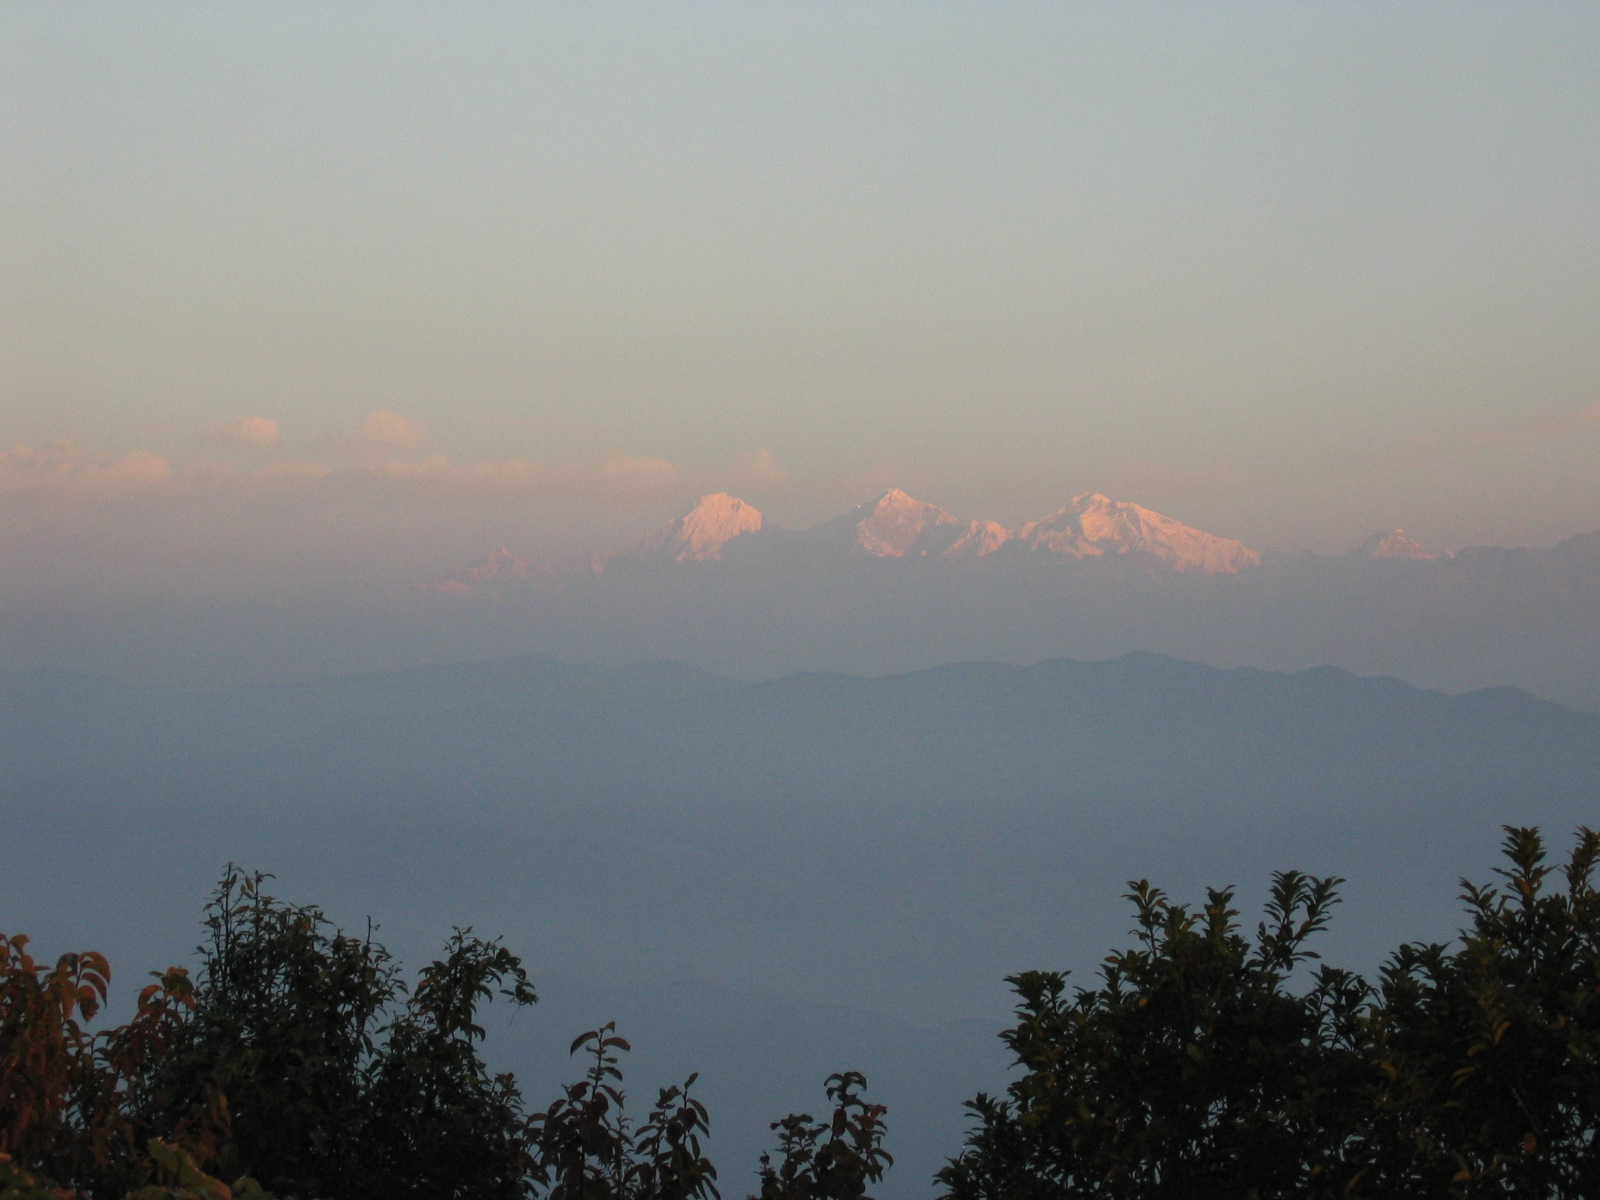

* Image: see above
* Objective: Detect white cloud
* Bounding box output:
[0,433,735,605]
[730,447,791,488]
[0,441,177,501]
[0,435,694,514]
[359,411,425,450]
[1470,402,1600,448]
[201,415,280,449]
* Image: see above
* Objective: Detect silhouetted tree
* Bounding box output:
[528,1023,717,1200]
[938,870,1367,1198]
[1359,827,1600,1195]
[524,1024,889,1200]
[2,867,889,1200]
[135,867,538,1199]
[1,928,193,1198]
[751,1072,891,1200]
[939,827,1600,1200]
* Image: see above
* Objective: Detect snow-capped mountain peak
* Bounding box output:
[430,487,1262,589]
[943,519,1012,561]
[1352,529,1436,560]
[1015,493,1260,572]
[636,493,764,562]
[832,489,963,557]
[422,548,549,595]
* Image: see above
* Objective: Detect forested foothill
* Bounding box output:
[4,828,1597,1198]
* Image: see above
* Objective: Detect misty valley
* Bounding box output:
[5,650,1599,1196]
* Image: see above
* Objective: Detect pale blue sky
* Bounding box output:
[3,2,1599,591]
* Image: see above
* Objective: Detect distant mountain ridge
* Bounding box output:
[358,492,1600,718]
[630,488,1265,573]
[11,487,1599,711]
[435,488,1270,592]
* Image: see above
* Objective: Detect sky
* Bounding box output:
[4,3,1600,601]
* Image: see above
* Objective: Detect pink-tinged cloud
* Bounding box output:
[0,437,693,512]
[1471,402,1600,448]
[202,416,280,449]
[360,411,425,450]
[0,441,177,501]
[252,460,335,487]
[597,455,681,490]
[353,452,683,503]
[731,448,790,488]
[0,438,719,603]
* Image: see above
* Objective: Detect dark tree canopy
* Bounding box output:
[6,828,1598,1199]
[1,868,887,1200]
[938,827,1600,1200]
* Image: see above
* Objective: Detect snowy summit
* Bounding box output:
[1015,493,1261,573]
[1352,529,1436,560]
[636,493,765,562]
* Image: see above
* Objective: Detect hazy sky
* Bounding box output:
[4,3,1599,598]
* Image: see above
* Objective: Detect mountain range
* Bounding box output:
[433,489,1271,586]
[3,489,1597,708]
[406,489,1600,715]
